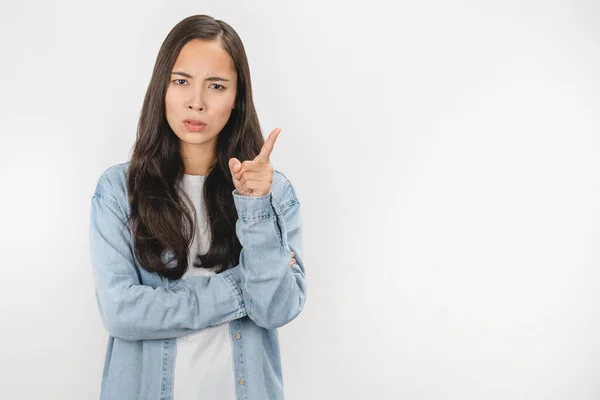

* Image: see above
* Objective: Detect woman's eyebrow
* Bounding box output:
[171,71,230,81]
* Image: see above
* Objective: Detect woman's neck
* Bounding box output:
[180,140,216,176]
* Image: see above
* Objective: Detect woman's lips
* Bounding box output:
[184,121,206,132]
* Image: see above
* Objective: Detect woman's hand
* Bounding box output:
[229,128,295,268]
[228,128,281,197]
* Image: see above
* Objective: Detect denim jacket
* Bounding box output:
[89,162,307,400]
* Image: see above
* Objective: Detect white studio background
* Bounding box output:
[1,1,599,399]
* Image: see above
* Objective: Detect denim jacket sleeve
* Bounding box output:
[90,189,247,341]
[232,171,307,329]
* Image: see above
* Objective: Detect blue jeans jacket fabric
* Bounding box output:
[89,162,307,399]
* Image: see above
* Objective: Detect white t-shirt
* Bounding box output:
[172,174,236,400]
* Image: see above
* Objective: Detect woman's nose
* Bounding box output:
[188,91,205,111]
[188,102,204,111]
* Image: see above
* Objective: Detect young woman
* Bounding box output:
[89,14,307,400]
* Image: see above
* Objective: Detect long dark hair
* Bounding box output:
[126,15,264,280]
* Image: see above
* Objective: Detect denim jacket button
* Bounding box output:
[238,379,245,385]
[235,333,241,339]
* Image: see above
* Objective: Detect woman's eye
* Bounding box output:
[172,80,224,90]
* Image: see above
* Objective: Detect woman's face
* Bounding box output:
[165,39,238,150]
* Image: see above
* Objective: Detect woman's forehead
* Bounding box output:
[173,39,236,77]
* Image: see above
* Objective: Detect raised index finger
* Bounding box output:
[255,127,281,163]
